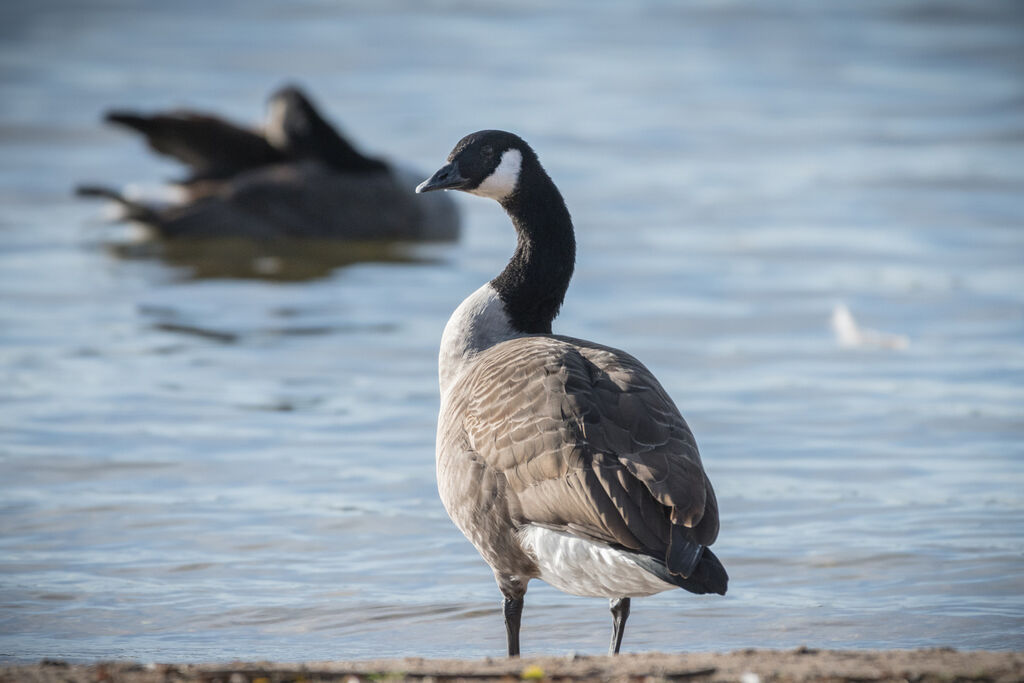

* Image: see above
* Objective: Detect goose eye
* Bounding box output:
[480,145,494,160]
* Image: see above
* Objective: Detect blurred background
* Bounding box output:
[2,0,1023,663]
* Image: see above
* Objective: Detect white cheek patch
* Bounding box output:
[264,97,289,151]
[469,148,522,201]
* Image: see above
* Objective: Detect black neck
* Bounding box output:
[287,106,387,173]
[490,159,575,334]
[319,124,388,173]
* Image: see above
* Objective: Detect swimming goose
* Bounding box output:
[102,86,388,187]
[77,86,458,241]
[417,131,727,656]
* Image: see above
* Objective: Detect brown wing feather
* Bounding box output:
[444,334,718,575]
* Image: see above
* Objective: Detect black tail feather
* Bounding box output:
[687,546,728,595]
[630,545,728,596]
[75,184,157,223]
[105,111,152,133]
[75,184,119,200]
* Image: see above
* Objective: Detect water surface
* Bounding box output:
[1,0,1023,662]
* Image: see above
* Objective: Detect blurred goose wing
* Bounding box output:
[105,110,285,180]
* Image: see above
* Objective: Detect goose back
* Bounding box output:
[437,333,719,585]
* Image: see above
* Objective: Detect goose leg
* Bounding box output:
[503,596,524,657]
[609,597,630,655]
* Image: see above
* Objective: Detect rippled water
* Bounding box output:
[2,0,1023,663]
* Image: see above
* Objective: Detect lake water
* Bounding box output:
[2,0,1023,663]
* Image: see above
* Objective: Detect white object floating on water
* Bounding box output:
[831,303,910,350]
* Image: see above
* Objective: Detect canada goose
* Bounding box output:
[77,86,459,241]
[417,131,727,656]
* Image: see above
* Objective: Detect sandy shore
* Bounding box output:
[3,648,1022,682]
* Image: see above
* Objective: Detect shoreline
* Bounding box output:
[3,648,1022,682]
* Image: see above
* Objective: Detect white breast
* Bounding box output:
[438,283,520,398]
[518,525,677,598]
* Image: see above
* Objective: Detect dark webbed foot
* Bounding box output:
[609,597,630,655]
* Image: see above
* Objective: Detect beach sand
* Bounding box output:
[3,648,1022,682]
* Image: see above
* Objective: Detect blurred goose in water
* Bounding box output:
[77,86,459,241]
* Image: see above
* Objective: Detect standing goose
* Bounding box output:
[417,131,726,657]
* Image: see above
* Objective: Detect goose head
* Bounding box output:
[265,84,387,173]
[416,130,533,204]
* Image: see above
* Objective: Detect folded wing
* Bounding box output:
[453,335,719,577]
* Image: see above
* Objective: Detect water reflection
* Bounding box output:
[108,238,436,281]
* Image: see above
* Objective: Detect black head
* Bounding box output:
[416,130,533,203]
[420,130,574,334]
[265,85,319,151]
[265,84,386,173]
